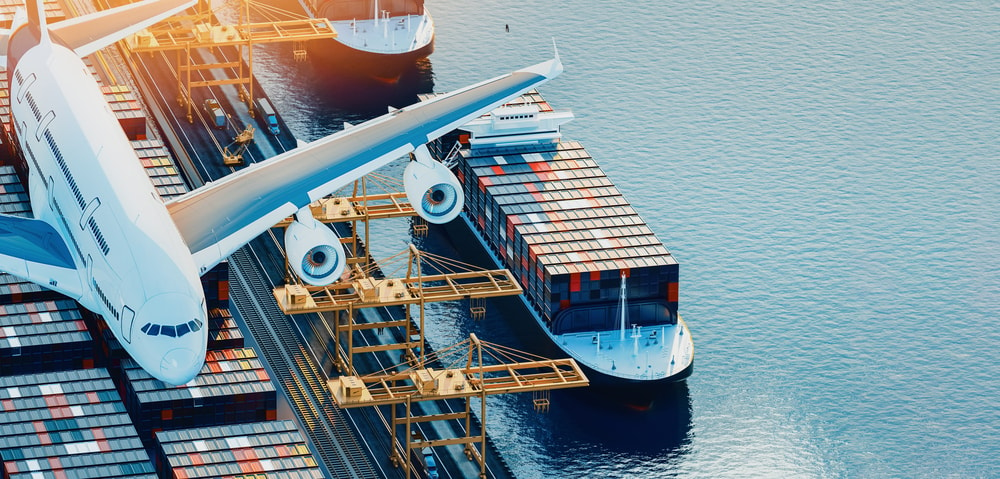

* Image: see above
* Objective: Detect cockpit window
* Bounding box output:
[141,319,201,338]
[176,323,191,337]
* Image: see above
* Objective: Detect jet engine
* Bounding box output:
[284,209,346,286]
[404,145,465,224]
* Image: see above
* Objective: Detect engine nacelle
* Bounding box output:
[404,146,465,224]
[284,213,346,286]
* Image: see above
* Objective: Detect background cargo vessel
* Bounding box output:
[300,0,434,79]
[430,91,695,388]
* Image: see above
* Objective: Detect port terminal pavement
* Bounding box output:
[121,27,522,479]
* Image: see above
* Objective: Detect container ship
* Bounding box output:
[300,0,434,79]
[429,91,694,388]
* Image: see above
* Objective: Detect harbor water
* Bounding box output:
[250,1,998,477]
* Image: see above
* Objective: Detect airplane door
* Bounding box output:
[122,306,135,344]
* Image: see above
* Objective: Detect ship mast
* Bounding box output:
[619,272,627,341]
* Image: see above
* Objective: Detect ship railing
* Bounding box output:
[441,140,464,169]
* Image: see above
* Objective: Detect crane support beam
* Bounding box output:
[393,412,469,425]
[128,19,337,53]
[273,269,522,315]
[329,361,589,408]
[351,342,421,354]
[274,193,417,227]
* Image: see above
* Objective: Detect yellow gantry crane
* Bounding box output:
[329,334,589,479]
[124,0,337,122]
[271,180,588,478]
[274,174,426,270]
[270,174,526,374]
[274,244,524,374]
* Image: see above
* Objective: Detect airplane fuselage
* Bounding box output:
[8,31,207,384]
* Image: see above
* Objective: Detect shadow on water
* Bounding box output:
[296,57,436,115]
[549,381,693,457]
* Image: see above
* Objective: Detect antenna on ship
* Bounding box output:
[619,272,627,341]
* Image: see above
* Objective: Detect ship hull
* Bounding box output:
[306,37,434,80]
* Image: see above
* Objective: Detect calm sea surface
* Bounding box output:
[250,1,999,477]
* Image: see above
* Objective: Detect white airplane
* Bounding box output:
[0,0,562,385]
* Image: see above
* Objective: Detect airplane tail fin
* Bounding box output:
[0,0,194,68]
[50,0,195,58]
[25,0,49,43]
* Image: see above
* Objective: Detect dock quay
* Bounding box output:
[0,1,587,479]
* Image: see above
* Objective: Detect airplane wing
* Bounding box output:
[49,0,195,58]
[166,57,563,274]
[0,214,83,300]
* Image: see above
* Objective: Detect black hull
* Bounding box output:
[307,37,434,80]
[580,358,694,389]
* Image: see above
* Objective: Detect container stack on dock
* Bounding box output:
[0,274,59,306]
[0,369,157,479]
[153,421,325,479]
[446,92,680,331]
[131,139,190,199]
[121,347,277,442]
[102,85,147,141]
[0,0,64,28]
[207,309,245,350]
[0,300,95,377]
[0,166,26,216]
[200,262,230,311]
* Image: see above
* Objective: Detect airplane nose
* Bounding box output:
[160,348,200,385]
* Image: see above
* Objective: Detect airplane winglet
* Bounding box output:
[517,40,564,79]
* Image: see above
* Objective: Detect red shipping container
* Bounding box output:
[569,273,581,292]
[667,282,679,302]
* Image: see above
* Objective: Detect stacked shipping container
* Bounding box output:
[0,273,60,306]
[0,0,64,28]
[0,168,27,215]
[121,347,277,442]
[102,85,147,141]
[207,309,245,351]
[131,139,190,199]
[154,421,325,478]
[200,261,230,311]
[0,300,95,376]
[0,368,157,479]
[448,95,679,334]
